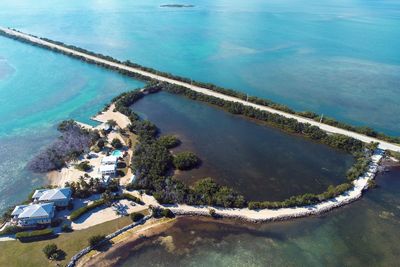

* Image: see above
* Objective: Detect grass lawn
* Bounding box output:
[0,209,148,267]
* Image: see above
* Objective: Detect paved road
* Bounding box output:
[2,27,399,152]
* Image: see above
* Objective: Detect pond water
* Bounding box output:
[131,92,354,201]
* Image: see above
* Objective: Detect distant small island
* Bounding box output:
[160,4,194,8]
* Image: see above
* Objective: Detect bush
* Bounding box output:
[61,224,73,233]
[368,179,377,189]
[106,119,117,128]
[0,225,23,236]
[158,135,181,149]
[150,206,175,218]
[118,193,144,205]
[67,202,74,210]
[50,218,62,227]
[42,243,65,260]
[75,161,92,172]
[130,212,144,222]
[209,209,218,218]
[161,208,175,218]
[15,228,54,240]
[97,139,105,149]
[92,145,101,153]
[43,243,58,259]
[70,199,106,221]
[88,234,106,247]
[173,151,200,170]
[111,138,123,149]
[107,179,120,192]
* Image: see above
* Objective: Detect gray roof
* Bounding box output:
[11,205,28,216]
[18,203,54,219]
[33,188,72,202]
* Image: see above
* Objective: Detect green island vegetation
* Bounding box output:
[75,161,92,172]
[42,243,65,261]
[158,135,181,149]
[111,138,123,149]
[88,234,106,247]
[173,151,200,170]
[149,206,175,218]
[130,212,145,222]
[1,28,398,145]
[15,228,55,241]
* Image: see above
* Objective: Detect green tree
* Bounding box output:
[88,235,106,247]
[173,151,199,170]
[158,135,181,149]
[106,119,117,128]
[111,138,123,149]
[42,243,58,259]
[130,212,144,222]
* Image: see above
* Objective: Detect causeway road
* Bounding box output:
[2,27,399,152]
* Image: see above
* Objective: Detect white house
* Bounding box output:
[32,187,72,207]
[11,203,55,227]
[101,155,118,165]
[99,164,116,176]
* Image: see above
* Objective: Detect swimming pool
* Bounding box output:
[111,150,123,157]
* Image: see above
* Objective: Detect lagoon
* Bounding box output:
[132,92,354,201]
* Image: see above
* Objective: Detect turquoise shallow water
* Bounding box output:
[0,36,144,210]
[0,0,399,135]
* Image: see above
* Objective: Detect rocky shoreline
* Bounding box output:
[162,151,384,222]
